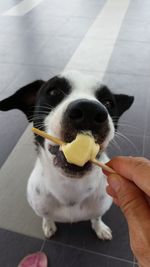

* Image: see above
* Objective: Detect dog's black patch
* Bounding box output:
[48,145,59,155]
[34,76,71,147]
[0,80,45,121]
[95,85,134,129]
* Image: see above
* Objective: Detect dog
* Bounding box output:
[0,71,134,240]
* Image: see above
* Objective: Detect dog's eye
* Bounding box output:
[103,100,114,109]
[49,89,58,96]
[48,89,63,97]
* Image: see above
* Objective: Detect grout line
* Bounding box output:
[45,238,134,265]
[40,239,46,252]
[132,256,136,267]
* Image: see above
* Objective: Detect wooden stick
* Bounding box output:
[32,127,64,146]
[92,159,116,174]
[32,127,115,174]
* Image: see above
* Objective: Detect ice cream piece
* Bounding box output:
[32,127,115,173]
[61,134,100,166]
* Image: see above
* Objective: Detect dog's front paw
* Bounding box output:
[91,218,112,240]
[42,218,57,238]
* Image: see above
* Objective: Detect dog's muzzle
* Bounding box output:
[48,99,109,176]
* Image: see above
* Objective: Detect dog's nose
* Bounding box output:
[66,99,108,131]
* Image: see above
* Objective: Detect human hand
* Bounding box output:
[104,156,150,267]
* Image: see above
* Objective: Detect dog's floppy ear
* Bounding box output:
[0,80,45,121]
[115,94,134,117]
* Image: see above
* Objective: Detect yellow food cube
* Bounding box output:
[61,134,100,166]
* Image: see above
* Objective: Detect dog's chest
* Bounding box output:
[48,174,100,205]
[27,164,110,223]
[51,187,110,222]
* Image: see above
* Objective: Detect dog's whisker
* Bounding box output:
[34,111,51,115]
[117,123,139,130]
[28,116,48,122]
[33,112,49,118]
[33,104,53,109]
[59,89,68,98]
[115,131,139,154]
[109,138,122,153]
[30,112,50,119]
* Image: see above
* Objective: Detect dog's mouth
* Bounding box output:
[48,141,101,177]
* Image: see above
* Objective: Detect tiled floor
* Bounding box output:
[0,0,150,266]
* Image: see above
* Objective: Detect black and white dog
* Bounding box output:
[0,71,134,240]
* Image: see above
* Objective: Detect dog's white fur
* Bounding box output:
[27,71,114,240]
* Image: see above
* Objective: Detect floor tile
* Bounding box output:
[0,111,28,167]
[50,205,133,261]
[0,0,20,13]
[107,41,150,76]
[103,72,150,136]
[0,33,50,65]
[72,0,106,18]
[57,17,94,38]
[0,125,43,238]
[36,36,81,68]
[43,238,133,267]
[27,15,68,37]
[118,19,150,43]
[0,16,30,35]
[126,0,150,21]
[33,0,105,19]
[0,63,20,93]
[66,39,115,72]
[0,228,43,267]
[29,0,80,18]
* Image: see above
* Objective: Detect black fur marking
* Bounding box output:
[33,76,71,147]
[0,80,44,121]
[95,85,134,129]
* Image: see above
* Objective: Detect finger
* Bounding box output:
[108,174,150,227]
[108,174,150,264]
[106,185,117,198]
[107,156,150,196]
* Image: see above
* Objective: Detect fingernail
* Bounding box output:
[108,175,120,192]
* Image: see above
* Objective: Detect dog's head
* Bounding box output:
[0,71,134,177]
